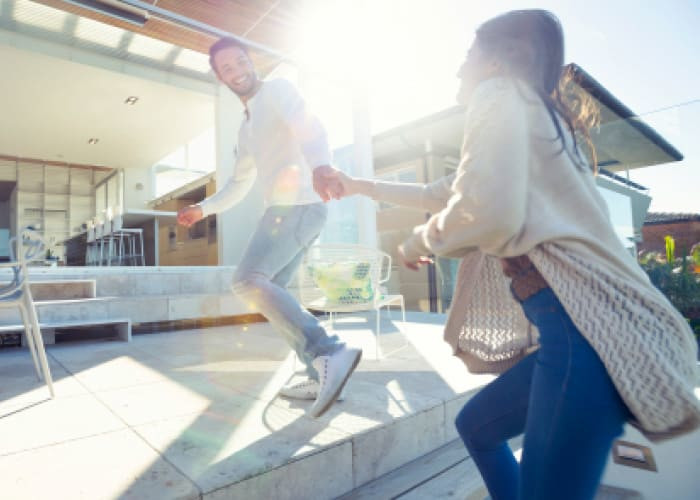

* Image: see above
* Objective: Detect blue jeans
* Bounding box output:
[455,288,630,500]
[232,203,343,380]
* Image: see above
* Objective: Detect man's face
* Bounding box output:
[212,46,259,98]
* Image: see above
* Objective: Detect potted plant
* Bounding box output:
[45,248,59,267]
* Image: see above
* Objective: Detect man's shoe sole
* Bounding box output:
[310,349,361,418]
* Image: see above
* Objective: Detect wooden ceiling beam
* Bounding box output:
[34,0,216,51]
[30,0,303,74]
[33,0,301,55]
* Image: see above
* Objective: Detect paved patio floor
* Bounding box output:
[0,312,495,500]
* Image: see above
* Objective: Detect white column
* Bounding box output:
[214,84,263,265]
[348,0,377,248]
[352,80,377,248]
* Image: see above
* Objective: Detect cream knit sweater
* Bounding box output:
[356,78,700,441]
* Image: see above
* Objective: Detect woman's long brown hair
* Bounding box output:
[476,10,600,172]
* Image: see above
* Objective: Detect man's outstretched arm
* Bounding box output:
[177,147,257,227]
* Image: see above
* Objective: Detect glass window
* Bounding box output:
[127,33,174,60]
[95,184,106,219]
[94,170,123,220]
[153,127,216,198]
[13,1,68,31]
[397,169,417,183]
[597,185,635,251]
[75,16,125,48]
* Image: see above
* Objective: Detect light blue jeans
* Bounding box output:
[232,203,343,380]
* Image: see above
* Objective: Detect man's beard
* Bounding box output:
[228,75,258,98]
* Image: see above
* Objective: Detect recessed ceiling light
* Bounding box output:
[88,138,99,145]
[124,96,139,105]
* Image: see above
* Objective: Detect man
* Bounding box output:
[177,37,361,418]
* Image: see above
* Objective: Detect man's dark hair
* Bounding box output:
[209,37,249,71]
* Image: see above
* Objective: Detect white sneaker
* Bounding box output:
[309,346,362,418]
[278,379,345,401]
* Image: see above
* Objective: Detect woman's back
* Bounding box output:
[467,77,650,289]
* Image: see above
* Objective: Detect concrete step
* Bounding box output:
[28,279,96,300]
[340,438,522,500]
[338,439,482,500]
[0,293,250,331]
[0,318,131,344]
[0,266,237,297]
[340,437,643,499]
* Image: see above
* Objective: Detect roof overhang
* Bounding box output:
[569,64,683,171]
[366,64,683,173]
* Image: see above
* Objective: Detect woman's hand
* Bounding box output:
[398,243,433,271]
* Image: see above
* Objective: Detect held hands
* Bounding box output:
[177,205,203,228]
[313,165,431,270]
[313,165,359,202]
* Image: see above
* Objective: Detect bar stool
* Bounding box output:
[111,214,145,266]
[85,220,97,266]
[101,217,121,266]
[94,219,105,266]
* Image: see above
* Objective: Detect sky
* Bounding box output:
[294,0,700,213]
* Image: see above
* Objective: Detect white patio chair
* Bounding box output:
[298,244,406,359]
[0,228,54,397]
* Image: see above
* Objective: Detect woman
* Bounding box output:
[329,10,699,500]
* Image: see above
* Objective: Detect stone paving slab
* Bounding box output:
[49,344,175,392]
[0,428,200,500]
[0,349,88,410]
[0,393,126,456]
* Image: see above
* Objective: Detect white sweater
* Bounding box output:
[199,78,327,216]
[359,78,700,441]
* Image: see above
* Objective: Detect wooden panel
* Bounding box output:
[205,179,216,196]
[153,178,219,266]
[34,0,304,72]
[207,241,217,265]
[35,0,214,52]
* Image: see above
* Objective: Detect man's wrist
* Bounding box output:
[196,202,209,218]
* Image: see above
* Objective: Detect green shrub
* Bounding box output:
[639,236,700,340]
